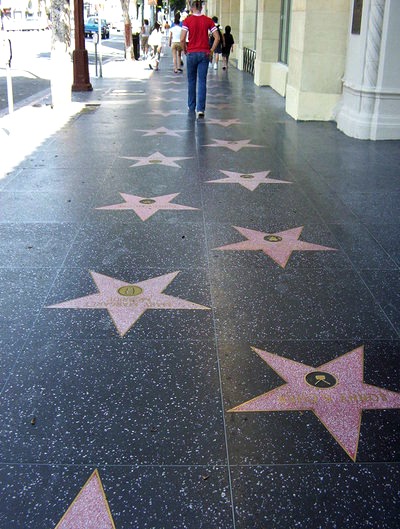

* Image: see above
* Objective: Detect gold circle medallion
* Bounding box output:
[264,235,283,243]
[305,371,337,389]
[117,285,143,297]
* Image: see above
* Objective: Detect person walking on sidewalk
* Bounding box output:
[169,13,184,73]
[148,22,162,71]
[180,0,220,119]
[141,19,150,58]
[222,25,234,70]
[209,16,224,70]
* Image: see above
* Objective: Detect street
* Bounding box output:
[0,29,126,114]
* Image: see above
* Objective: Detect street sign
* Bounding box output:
[0,35,12,66]
[1,35,13,113]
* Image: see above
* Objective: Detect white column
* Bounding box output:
[254,0,283,91]
[336,0,400,139]
[238,0,257,70]
[229,0,240,64]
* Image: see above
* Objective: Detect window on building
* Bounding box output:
[278,0,291,65]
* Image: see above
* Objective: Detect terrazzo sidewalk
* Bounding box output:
[0,49,399,529]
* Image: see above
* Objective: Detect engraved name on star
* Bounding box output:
[214,226,336,268]
[207,170,292,190]
[121,151,192,168]
[203,139,264,152]
[47,271,210,337]
[134,126,188,137]
[55,470,115,529]
[96,192,199,221]
[230,346,400,461]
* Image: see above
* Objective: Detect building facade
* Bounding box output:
[206,0,400,140]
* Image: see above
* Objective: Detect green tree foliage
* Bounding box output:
[169,0,186,13]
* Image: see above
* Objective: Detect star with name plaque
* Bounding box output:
[230,346,400,460]
[47,271,210,336]
[214,226,336,267]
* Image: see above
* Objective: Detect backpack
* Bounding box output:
[210,25,225,48]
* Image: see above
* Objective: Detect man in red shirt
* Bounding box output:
[180,1,220,118]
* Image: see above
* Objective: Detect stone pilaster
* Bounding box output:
[336,0,400,139]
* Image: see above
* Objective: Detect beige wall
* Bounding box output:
[229,0,240,63]
[206,0,354,124]
[286,0,350,120]
[238,0,257,70]
[254,0,284,90]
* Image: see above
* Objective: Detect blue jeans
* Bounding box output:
[186,52,209,112]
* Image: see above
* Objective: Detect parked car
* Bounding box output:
[84,17,110,39]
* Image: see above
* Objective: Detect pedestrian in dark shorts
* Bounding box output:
[222,25,234,70]
[209,16,224,70]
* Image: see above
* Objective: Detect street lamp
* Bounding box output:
[72,0,92,91]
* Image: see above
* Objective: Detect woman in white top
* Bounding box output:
[168,14,183,73]
[141,19,150,58]
[148,22,162,70]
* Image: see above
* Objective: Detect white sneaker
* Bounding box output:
[213,63,218,70]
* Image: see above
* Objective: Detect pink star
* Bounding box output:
[207,170,292,190]
[96,192,198,221]
[230,346,400,461]
[55,470,115,529]
[135,126,188,137]
[206,118,243,127]
[47,271,210,336]
[203,139,264,152]
[121,151,192,168]
[214,226,336,267]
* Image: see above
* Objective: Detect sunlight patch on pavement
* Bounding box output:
[0,102,84,179]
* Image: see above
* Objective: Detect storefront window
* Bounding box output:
[279,0,291,64]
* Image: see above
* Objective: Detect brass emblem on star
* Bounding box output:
[117,285,143,297]
[305,371,337,389]
[240,174,255,179]
[264,235,283,243]
[149,160,162,164]
[139,199,156,204]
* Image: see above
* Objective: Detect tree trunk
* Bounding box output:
[120,0,133,60]
[50,0,72,107]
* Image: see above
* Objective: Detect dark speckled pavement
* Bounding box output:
[0,47,400,529]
